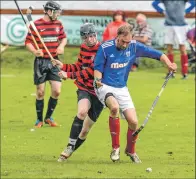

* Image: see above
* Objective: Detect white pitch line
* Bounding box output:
[0,74,16,78]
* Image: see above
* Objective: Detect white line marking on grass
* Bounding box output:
[0,74,16,78]
[30,93,36,96]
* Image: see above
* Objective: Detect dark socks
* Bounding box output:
[45,97,58,120]
[36,99,44,121]
[74,138,86,151]
[67,116,84,149]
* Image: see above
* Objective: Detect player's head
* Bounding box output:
[113,10,126,22]
[136,13,147,28]
[80,23,97,47]
[44,1,62,21]
[187,27,196,47]
[116,24,134,50]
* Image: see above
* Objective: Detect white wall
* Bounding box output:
[1,1,157,11]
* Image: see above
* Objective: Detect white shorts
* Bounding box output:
[95,84,135,112]
[164,26,188,45]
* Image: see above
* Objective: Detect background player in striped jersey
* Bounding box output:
[53,23,104,162]
[94,24,177,163]
[25,1,67,128]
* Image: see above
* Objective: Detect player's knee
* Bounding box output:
[167,47,173,54]
[37,90,45,98]
[110,105,119,116]
[180,48,187,55]
[128,118,138,129]
[52,89,61,98]
[78,109,88,119]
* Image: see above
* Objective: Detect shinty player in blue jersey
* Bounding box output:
[93,24,177,163]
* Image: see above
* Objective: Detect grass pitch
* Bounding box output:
[1,47,195,179]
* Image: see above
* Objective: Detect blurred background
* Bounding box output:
[1,1,195,48]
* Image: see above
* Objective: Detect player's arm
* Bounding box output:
[94,46,106,88]
[185,0,196,14]
[56,24,67,55]
[66,63,94,80]
[135,42,177,71]
[152,0,164,14]
[25,26,43,57]
[55,55,82,72]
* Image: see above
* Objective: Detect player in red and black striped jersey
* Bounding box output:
[55,23,104,162]
[25,1,67,128]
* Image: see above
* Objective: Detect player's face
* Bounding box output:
[48,9,62,20]
[116,34,132,50]
[83,33,97,47]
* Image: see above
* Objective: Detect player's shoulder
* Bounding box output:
[101,39,115,49]
[34,18,44,24]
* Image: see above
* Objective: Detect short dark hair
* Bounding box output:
[117,24,134,36]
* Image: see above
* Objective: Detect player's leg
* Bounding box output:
[175,26,189,79]
[179,44,188,79]
[57,90,91,162]
[74,94,104,151]
[35,83,45,128]
[117,87,141,163]
[74,116,94,151]
[44,80,61,126]
[95,84,120,162]
[123,109,141,163]
[105,94,120,162]
[34,58,47,128]
[165,26,175,78]
[44,60,62,126]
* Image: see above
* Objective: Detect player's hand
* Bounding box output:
[56,46,64,55]
[34,49,44,57]
[167,63,177,73]
[58,71,67,80]
[52,59,63,69]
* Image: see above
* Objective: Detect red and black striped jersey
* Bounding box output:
[62,42,100,96]
[25,18,66,58]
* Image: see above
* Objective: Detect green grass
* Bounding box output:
[1,47,195,179]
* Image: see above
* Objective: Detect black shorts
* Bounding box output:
[34,57,62,85]
[77,89,103,122]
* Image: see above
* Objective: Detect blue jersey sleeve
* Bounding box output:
[152,0,164,14]
[185,0,196,14]
[94,46,106,73]
[136,42,163,60]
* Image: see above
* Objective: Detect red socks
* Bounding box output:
[167,53,188,75]
[126,128,138,154]
[167,54,174,63]
[109,117,138,153]
[181,54,188,75]
[109,116,120,149]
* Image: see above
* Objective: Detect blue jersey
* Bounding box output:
[94,39,163,88]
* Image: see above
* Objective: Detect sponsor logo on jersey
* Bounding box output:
[111,62,128,68]
[42,37,58,42]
